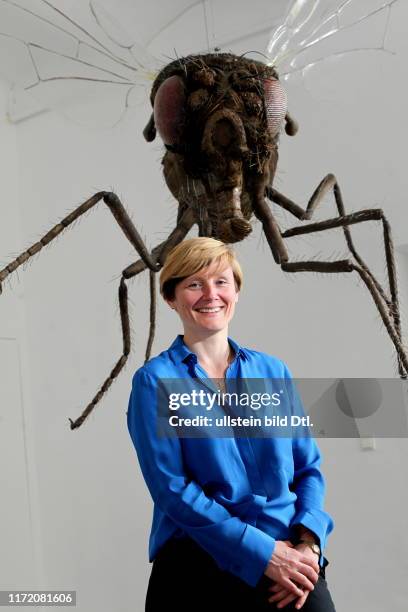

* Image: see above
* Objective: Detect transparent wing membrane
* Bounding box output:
[267,0,399,79]
[0,0,158,125]
[0,0,218,126]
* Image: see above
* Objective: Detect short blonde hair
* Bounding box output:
[160,237,243,300]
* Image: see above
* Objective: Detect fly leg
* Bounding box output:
[69,210,194,429]
[268,176,405,377]
[123,206,195,362]
[0,191,195,428]
[278,211,408,377]
[0,191,159,295]
[68,207,195,430]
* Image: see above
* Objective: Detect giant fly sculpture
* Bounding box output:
[0,0,406,429]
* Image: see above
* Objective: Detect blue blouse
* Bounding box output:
[127,335,334,587]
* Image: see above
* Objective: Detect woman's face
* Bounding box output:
[167,263,239,336]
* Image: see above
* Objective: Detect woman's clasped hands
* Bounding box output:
[264,540,320,610]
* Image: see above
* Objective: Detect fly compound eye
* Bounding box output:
[154,75,186,146]
[264,78,288,137]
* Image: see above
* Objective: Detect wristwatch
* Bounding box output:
[299,540,321,557]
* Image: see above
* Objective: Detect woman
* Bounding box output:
[127,237,336,611]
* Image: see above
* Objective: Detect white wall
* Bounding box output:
[0,80,45,596]
[1,1,408,610]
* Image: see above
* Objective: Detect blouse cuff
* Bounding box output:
[290,508,334,564]
[231,524,276,587]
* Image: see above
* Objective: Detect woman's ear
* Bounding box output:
[166,299,176,311]
[235,292,239,303]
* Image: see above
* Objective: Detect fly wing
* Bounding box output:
[267,0,400,85]
[0,0,159,126]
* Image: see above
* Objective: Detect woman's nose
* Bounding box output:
[202,283,218,299]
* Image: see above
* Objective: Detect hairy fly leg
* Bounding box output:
[268,176,405,377]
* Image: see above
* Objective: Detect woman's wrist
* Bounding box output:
[293,526,322,563]
[293,525,319,545]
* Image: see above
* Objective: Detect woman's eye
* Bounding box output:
[188,282,201,288]
[217,279,228,285]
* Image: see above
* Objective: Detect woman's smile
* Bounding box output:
[194,305,225,314]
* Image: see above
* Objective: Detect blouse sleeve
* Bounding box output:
[127,367,276,587]
[283,363,334,553]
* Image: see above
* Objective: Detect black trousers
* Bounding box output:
[145,537,336,611]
